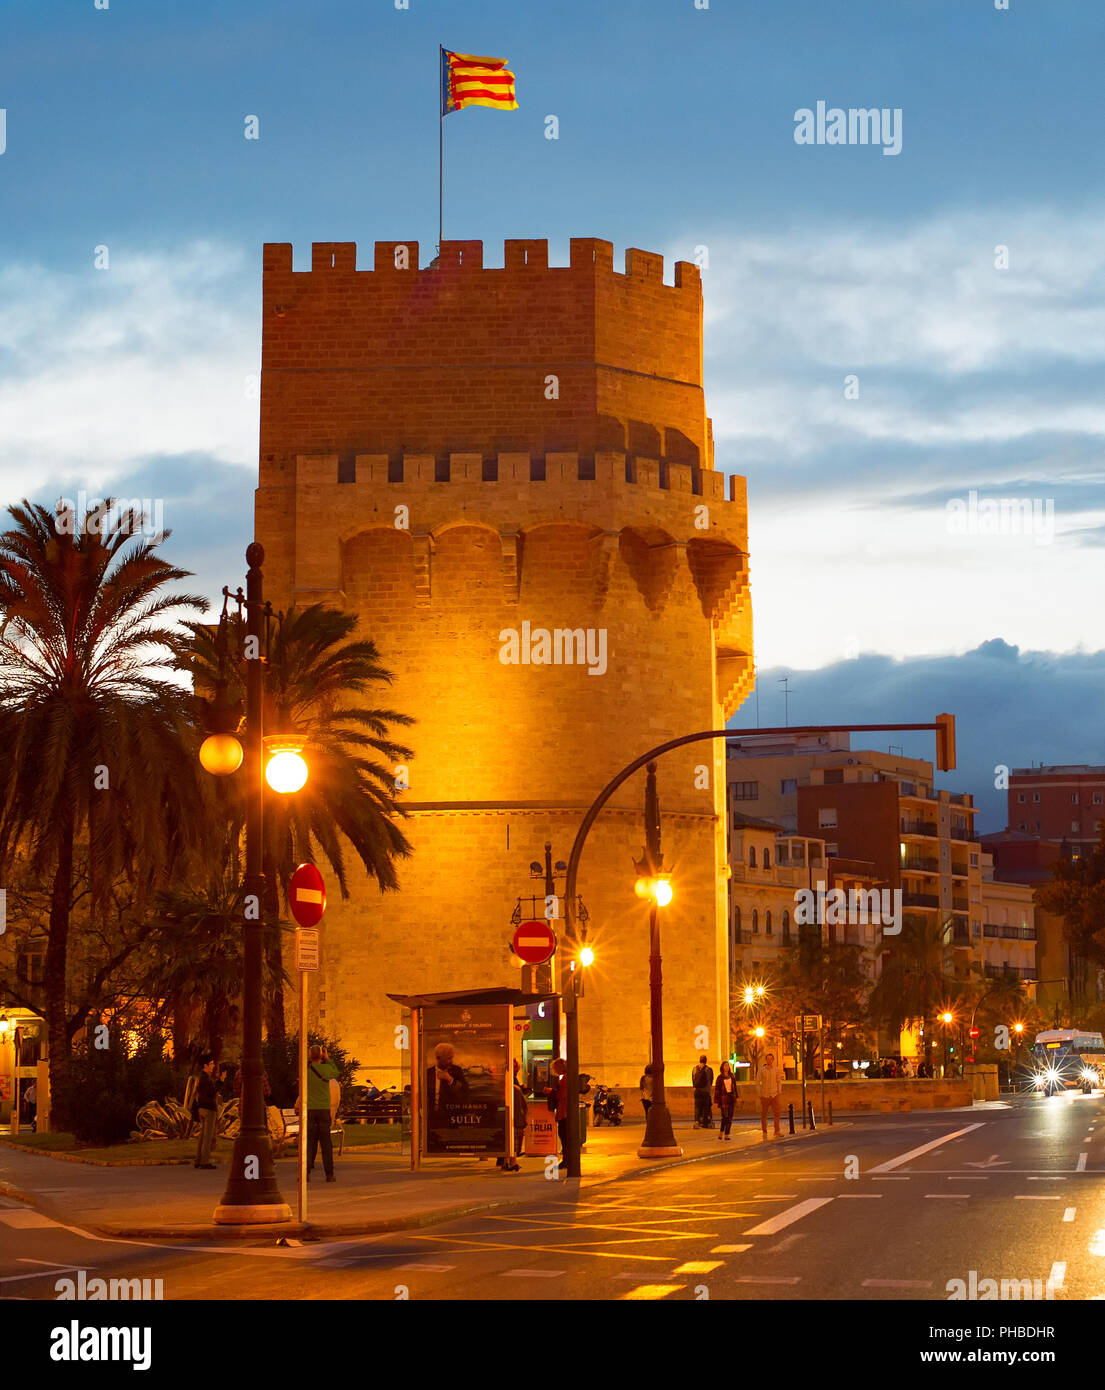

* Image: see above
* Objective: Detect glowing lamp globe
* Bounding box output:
[265,747,308,794]
[653,878,674,907]
[579,946,595,968]
[199,733,244,776]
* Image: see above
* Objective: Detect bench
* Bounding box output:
[280,1108,345,1156]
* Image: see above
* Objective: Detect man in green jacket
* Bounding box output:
[304,1044,340,1182]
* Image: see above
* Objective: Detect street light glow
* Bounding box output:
[578,945,595,967]
[265,747,309,794]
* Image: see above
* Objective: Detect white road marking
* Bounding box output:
[1064,1208,1077,1222]
[871,1176,911,1181]
[731,1275,801,1284]
[1028,1176,1066,1180]
[395,1263,456,1272]
[744,1197,832,1236]
[621,1284,684,1299]
[867,1123,984,1174]
[711,1244,752,1253]
[0,1211,58,1229]
[0,1264,82,1286]
[1015,1195,1063,1200]
[863,1278,932,1288]
[672,1260,723,1273]
[925,1194,970,1199]
[839,1194,882,1199]
[1078,1153,1088,1171]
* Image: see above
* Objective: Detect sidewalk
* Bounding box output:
[0,1114,832,1243]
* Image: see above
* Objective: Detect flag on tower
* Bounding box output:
[441,49,518,116]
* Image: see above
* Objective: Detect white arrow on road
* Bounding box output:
[963,1154,1009,1168]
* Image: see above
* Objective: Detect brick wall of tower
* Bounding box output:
[256,239,754,1086]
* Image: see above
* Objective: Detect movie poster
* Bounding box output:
[422,1004,509,1156]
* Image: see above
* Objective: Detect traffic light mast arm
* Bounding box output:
[558,716,956,1179]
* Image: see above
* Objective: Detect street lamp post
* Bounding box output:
[636,763,681,1158]
[210,544,291,1224]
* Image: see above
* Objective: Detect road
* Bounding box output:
[3,1092,1103,1302]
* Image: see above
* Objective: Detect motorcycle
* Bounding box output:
[592,1083,624,1126]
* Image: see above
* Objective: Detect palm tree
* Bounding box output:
[186,603,414,1036]
[868,914,960,1064]
[0,500,208,1119]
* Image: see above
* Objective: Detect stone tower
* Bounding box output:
[256,237,753,1085]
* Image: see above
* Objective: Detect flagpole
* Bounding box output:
[438,44,444,253]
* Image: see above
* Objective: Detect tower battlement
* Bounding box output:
[259,237,710,475]
[263,237,700,287]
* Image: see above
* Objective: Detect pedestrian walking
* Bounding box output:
[192,1055,218,1169]
[758,1051,783,1140]
[24,1080,37,1132]
[691,1054,714,1128]
[640,1065,654,1116]
[713,1061,738,1140]
[303,1043,340,1183]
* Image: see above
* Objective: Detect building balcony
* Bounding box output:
[952,926,972,945]
[983,923,1036,941]
[902,855,939,873]
[984,964,1037,981]
[902,891,939,908]
[952,896,970,912]
[901,819,938,837]
[949,825,974,842]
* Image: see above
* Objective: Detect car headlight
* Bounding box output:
[1082,1069,1097,1082]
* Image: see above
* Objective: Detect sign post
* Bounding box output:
[289,864,326,1225]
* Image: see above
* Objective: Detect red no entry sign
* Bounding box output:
[289,862,326,928]
[512,920,556,965]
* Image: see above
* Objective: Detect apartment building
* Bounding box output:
[1008,765,1105,857]
[978,851,1037,988]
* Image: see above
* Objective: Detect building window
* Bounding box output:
[972,921,981,938]
[825,843,839,856]
[17,938,46,985]
[1072,821,1080,833]
[1033,793,1040,803]
[781,779,797,794]
[970,853,978,867]
[1018,823,1026,831]
[749,846,757,868]
[752,909,759,935]
[763,848,771,870]
[1016,793,1026,803]
[765,910,773,936]
[732,781,759,801]
[782,909,791,942]
[1094,793,1103,806]
[1072,793,1079,804]
[1035,821,1040,831]
[818,808,837,830]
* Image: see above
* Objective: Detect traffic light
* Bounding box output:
[935,712,956,772]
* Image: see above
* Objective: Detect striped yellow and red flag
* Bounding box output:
[441,49,518,116]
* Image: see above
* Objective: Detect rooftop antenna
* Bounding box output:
[778,676,792,727]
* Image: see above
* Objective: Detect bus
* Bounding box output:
[1031,1029,1105,1094]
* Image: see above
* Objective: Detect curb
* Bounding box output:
[0,1121,843,1244]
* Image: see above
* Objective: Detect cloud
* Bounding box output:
[0,242,259,498]
[679,208,1105,664]
[737,641,1105,835]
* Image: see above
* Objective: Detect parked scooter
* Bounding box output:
[592,1084,624,1126]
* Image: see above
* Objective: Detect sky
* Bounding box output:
[0,0,1101,831]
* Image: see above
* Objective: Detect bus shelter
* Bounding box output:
[387,988,558,1171]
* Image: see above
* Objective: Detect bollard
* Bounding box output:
[787,1103,795,1135]
[807,1100,816,1131]
[828,1100,833,1125]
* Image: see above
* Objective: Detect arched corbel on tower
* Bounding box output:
[686,537,748,629]
[619,526,682,614]
[588,530,620,609]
